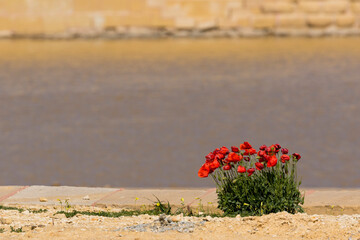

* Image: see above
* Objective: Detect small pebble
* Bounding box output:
[83,195,90,200]
[0,217,12,224]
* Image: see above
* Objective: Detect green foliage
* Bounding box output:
[217,168,304,216]
[56,208,224,219]
[0,205,24,213]
[58,199,72,212]
[10,227,22,233]
[55,195,225,219]
[0,205,47,214]
[29,209,48,214]
[56,209,145,218]
[0,228,5,233]
[56,196,173,218]
[152,196,172,215]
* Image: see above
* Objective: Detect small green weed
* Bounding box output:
[58,199,72,212]
[55,195,224,219]
[0,205,47,214]
[29,209,48,214]
[0,228,5,233]
[0,205,24,213]
[10,226,22,233]
[152,196,172,215]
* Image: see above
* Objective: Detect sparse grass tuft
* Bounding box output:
[55,195,225,218]
[0,205,24,213]
[10,226,22,233]
[0,205,47,214]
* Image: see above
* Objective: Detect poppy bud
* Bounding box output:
[292,153,301,161]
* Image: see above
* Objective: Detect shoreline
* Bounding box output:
[2,29,360,40]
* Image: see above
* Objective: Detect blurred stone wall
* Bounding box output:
[0,0,360,38]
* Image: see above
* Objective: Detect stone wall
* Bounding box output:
[0,0,360,38]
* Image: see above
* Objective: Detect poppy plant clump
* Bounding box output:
[198,142,304,216]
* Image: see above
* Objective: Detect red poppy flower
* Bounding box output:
[257,150,265,157]
[247,168,255,176]
[227,152,242,162]
[212,148,220,154]
[293,153,301,161]
[259,145,267,150]
[266,145,277,156]
[267,155,278,167]
[255,162,264,171]
[231,146,239,152]
[243,156,250,161]
[209,158,220,170]
[198,163,211,178]
[219,146,229,155]
[281,148,289,154]
[259,157,266,163]
[281,154,290,163]
[216,153,225,160]
[205,152,215,162]
[243,148,257,155]
[237,165,246,173]
[223,164,232,170]
[240,142,252,150]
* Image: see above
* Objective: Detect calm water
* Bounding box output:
[0,39,359,188]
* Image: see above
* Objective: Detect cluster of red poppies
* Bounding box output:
[198,142,301,178]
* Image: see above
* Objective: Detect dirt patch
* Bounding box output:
[0,205,359,239]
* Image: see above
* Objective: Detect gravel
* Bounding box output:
[0,205,359,239]
[122,214,205,233]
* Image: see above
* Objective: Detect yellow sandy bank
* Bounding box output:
[0,0,360,38]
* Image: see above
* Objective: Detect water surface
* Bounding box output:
[0,39,359,187]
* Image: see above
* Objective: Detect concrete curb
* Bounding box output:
[0,186,29,202]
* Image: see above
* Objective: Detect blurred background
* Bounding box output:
[0,0,359,188]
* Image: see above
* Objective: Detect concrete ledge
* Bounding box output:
[0,186,359,215]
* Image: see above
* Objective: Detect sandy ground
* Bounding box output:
[0,206,359,240]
